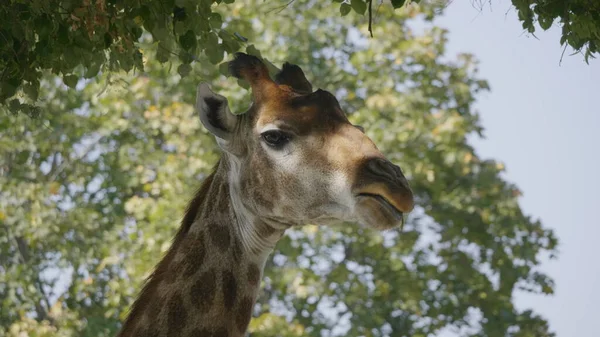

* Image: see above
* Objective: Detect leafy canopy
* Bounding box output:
[1,0,598,117]
[509,0,599,61]
[0,1,558,337]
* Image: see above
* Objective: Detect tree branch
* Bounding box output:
[14,235,55,325]
[267,0,296,14]
[48,135,105,182]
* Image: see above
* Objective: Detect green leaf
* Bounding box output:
[218,31,241,53]
[11,22,25,40]
[173,6,187,22]
[340,3,352,16]
[174,21,188,35]
[119,52,134,73]
[139,5,152,23]
[539,16,554,30]
[63,74,78,88]
[218,62,230,77]
[62,48,79,71]
[178,51,194,64]
[209,13,223,29]
[237,78,250,89]
[133,49,144,71]
[153,27,170,42]
[205,32,219,50]
[57,24,70,44]
[390,0,406,9]
[206,46,224,65]
[8,99,21,112]
[246,44,262,58]
[204,31,223,64]
[199,0,213,9]
[179,30,197,50]
[177,63,192,77]
[85,54,104,79]
[351,0,367,15]
[0,80,18,100]
[103,32,113,48]
[34,15,54,39]
[156,42,171,63]
[264,58,281,77]
[143,15,155,32]
[23,82,39,101]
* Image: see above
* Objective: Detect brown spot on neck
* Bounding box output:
[235,297,255,333]
[166,293,187,337]
[190,268,217,313]
[247,263,261,287]
[222,270,238,310]
[208,222,231,251]
[188,327,228,337]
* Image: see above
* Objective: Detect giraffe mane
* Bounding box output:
[117,161,220,336]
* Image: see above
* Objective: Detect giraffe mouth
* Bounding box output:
[357,193,404,221]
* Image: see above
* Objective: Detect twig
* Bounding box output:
[375,0,384,21]
[14,234,55,325]
[48,135,105,182]
[0,67,7,83]
[559,39,568,66]
[267,0,296,14]
[0,30,19,59]
[97,72,112,97]
[368,0,374,38]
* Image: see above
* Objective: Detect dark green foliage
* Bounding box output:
[0,0,597,118]
[510,0,600,62]
[0,0,238,116]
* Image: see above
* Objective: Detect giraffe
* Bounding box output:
[117,53,414,337]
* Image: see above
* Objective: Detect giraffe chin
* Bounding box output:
[355,194,405,230]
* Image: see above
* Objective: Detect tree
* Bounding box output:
[0,1,558,336]
[1,0,598,117]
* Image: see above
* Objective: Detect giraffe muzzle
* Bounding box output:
[354,158,414,215]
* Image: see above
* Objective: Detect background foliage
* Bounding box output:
[0,0,558,336]
[1,0,598,117]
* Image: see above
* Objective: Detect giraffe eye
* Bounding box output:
[261,130,291,148]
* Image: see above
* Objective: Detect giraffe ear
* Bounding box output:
[196,83,237,140]
[275,62,313,94]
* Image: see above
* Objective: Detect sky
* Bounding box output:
[435,1,600,336]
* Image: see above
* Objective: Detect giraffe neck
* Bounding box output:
[118,160,286,337]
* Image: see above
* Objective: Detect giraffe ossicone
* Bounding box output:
[117,53,414,337]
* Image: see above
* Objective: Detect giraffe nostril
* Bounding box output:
[366,158,404,181]
[391,163,403,178]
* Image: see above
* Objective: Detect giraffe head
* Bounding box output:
[196,53,414,230]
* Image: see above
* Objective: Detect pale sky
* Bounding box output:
[436,1,599,336]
